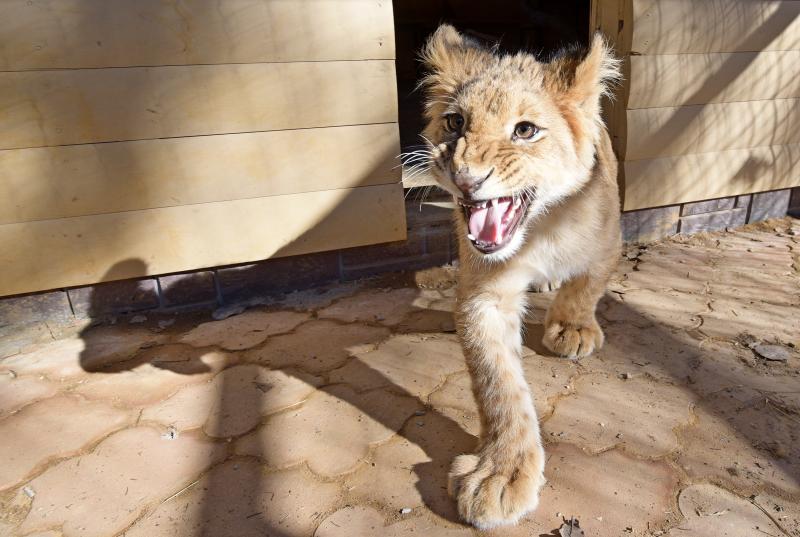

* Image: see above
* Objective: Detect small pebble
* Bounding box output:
[400,508,412,515]
[129,314,147,324]
[22,486,35,499]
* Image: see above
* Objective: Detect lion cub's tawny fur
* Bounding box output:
[419,25,621,529]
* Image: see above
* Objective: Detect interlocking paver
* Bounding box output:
[18,427,225,537]
[676,402,800,494]
[245,319,390,373]
[236,385,419,476]
[329,333,465,398]
[315,506,473,537]
[0,395,131,491]
[667,483,783,536]
[142,364,321,437]
[0,374,59,417]
[317,288,421,326]
[125,459,340,537]
[75,345,237,406]
[180,310,310,350]
[0,328,165,380]
[543,373,695,457]
[535,443,680,537]
[1,219,799,537]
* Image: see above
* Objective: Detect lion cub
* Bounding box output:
[419,25,621,528]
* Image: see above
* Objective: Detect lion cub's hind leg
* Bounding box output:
[542,271,609,359]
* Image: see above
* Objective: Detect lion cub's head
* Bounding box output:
[419,25,619,259]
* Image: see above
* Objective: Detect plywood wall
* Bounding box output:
[595,0,800,210]
[0,0,405,297]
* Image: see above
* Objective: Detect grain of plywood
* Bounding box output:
[628,50,800,109]
[1,123,401,224]
[623,143,800,210]
[632,0,800,55]
[625,98,800,161]
[0,0,394,70]
[0,184,406,296]
[0,60,398,150]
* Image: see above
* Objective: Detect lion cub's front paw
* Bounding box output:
[543,317,604,358]
[448,448,545,530]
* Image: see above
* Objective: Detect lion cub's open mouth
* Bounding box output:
[458,195,529,254]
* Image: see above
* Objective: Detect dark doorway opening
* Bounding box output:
[393,0,591,159]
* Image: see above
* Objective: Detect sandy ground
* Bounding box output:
[1,218,799,537]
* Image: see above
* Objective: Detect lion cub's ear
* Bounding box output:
[547,33,621,131]
[419,25,493,117]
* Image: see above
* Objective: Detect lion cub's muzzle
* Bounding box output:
[457,194,531,254]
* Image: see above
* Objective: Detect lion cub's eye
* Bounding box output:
[513,122,539,140]
[445,113,465,133]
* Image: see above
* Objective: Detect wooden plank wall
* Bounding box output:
[0,0,405,296]
[595,0,800,211]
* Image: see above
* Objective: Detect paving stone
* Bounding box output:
[329,334,465,398]
[343,412,476,520]
[752,490,800,537]
[0,328,166,380]
[315,506,473,537]
[236,385,419,477]
[667,483,783,536]
[75,346,238,406]
[535,443,680,537]
[18,427,225,537]
[0,395,131,492]
[429,354,577,430]
[317,288,421,326]
[179,310,310,350]
[142,364,321,438]
[676,398,800,495]
[699,296,800,344]
[395,289,457,333]
[543,374,695,457]
[126,459,340,537]
[245,320,390,374]
[0,374,59,417]
[610,288,709,331]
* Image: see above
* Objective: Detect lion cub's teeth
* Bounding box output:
[467,233,476,241]
[513,197,521,208]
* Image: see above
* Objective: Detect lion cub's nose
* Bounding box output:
[453,168,489,197]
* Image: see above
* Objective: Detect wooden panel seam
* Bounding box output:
[0,183,407,296]
[1,123,402,225]
[628,50,800,109]
[0,60,399,150]
[625,97,800,161]
[623,143,800,210]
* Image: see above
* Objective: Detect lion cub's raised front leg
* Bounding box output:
[450,276,545,529]
[543,269,611,358]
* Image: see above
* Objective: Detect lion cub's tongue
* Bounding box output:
[469,200,511,244]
